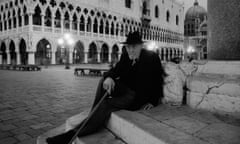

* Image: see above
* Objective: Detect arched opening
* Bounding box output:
[80,15,85,31]
[35,39,52,65]
[64,12,70,29]
[18,8,22,27]
[99,19,104,34]
[100,43,109,63]
[105,20,109,34]
[155,6,159,18]
[19,39,28,65]
[33,5,41,25]
[161,48,164,60]
[88,42,97,63]
[166,10,170,22]
[0,43,7,64]
[23,6,28,25]
[111,22,114,35]
[73,41,84,64]
[45,7,52,27]
[87,17,91,32]
[55,9,61,28]
[93,18,98,33]
[55,46,67,65]
[9,41,16,65]
[111,44,119,63]
[72,13,77,30]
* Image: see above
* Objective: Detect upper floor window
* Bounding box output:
[155,6,159,18]
[176,15,179,25]
[166,10,170,22]
[125,0,131,8]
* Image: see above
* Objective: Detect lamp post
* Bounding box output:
[57,33,75,69]
[186,46,195,61]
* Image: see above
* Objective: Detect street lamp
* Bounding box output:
[186,46,195,61]
[57,33,75,69]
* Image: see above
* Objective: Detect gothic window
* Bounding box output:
[18,8,22,26]
[8,12,11,29]
[55,9,61,28]
[45,7,51,26]
[87,17,91,32]
[125,0,131,8]
[116,23,119,35]
[99,19,103,33]
[111,22,114,35]
[64,12,70,29]
[72,14,77,30]
[93,18,98,33]
[155,6,159,18]
[33,5,41,25]
[105,20,109,34]
[80,15,85,31]
[176,15,179,25]
[23,6,28,25]
[142,1,147,15]
[166,10,170,22]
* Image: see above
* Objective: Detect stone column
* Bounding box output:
[77,21,80,35]
[51,50,56,64]
[69,49,73,64]
[0,53,2,64]
[69,19,72,31]
[41,15,44,32]
[7,52,11,64]
[97,52,100,63]
[108,52,112,63]
[29,13,33,32]
[61,18,64,33]
[22,15,24,26]
[84,52,88,63]
[51,17,54,32]
[28,52,35,64]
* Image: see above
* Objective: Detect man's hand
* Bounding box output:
[141,103,154,110]
[103,77,115,95]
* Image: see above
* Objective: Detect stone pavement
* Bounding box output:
[0,65,100,144]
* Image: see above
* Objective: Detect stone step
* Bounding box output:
[37,124,65,144]
[75,129,126,144]
[107,110,209,144]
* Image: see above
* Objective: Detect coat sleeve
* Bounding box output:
[103,53,127,80]
[148,54,166,106]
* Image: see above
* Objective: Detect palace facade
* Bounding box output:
[0,0,184,65]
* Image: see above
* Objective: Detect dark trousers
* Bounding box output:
[73,78,135,137]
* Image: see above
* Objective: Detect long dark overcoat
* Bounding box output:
[104,48,166,110]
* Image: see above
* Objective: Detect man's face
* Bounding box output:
[126,43,142,60]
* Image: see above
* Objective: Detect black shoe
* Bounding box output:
[46,130,75,144]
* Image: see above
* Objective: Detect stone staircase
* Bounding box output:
[37,105,240,144]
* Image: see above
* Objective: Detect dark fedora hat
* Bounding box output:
[120,31,145,45]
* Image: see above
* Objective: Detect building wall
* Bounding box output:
[208,0,240,60]
[0,0,184,65]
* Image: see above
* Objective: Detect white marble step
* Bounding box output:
[107,110,209,144]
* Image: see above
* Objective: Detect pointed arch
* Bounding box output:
[0,42,7,64]
[105,20,109,34]
[87,16,91,32]
[33,5,42,25]
[23,5,28,25]
[19,39,28,65]
[110,22,114,35]
[35,38,52,65]
[155,5,159,18]
[79,15,85,31]
[45,7,52,26]
[101,43,109,63]
[88,42,97,63]
[64,11,70,29]
[111,44,119,62]
[72,13,77,30]
[9,40,16,65]
[54,9,61,28]
[73,40,84,64]
[99,19,104,34]
[93,17,98,33]
[18,8,22,27]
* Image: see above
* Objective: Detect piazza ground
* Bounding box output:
[0,66,100,144]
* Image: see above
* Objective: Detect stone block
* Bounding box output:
[195,123,240,144]
[187,92,240,117]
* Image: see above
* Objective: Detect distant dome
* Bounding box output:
[185,0,207,21]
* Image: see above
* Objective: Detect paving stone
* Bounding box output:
[15,133,32,141]
[0,124,17,131]
[0,137,18,144]
[30,123,53,130]
[195,123,240,144]
[163,116,208,134]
